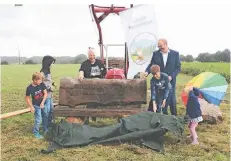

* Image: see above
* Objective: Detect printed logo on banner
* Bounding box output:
[130,32,157,65]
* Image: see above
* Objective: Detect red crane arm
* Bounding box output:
[90,4,128,63]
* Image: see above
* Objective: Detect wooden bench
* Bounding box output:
[52,78,147,123]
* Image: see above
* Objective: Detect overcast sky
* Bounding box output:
[0,3,230,58]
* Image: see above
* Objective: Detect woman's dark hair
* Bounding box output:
[40,55,56,75]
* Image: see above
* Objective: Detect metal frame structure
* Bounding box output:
[103,43,125,71]
[90,4,133,79]
[90,4,133,64]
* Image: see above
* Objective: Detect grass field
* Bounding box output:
[181,62,230,82]
[1,64,230,161]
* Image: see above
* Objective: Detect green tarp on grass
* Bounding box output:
[42,112,184,154]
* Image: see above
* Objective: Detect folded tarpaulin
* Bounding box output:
[41,112,184,154]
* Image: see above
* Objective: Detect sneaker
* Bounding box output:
[192,141,199,145]
[34,133,44,139]
[187,135,198,140]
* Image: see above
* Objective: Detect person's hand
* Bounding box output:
[52,82,57,88]
[188,86,193,91]
[144,72,148,77]
[30,106,35,113]
[40,102,44,109]
[153,103,157,113]
[168,76,172,81]
[162,99,166,108]
[185,86,193,92]
[189,86,193,90]
[79,75,84,82]
[50,86,54,92]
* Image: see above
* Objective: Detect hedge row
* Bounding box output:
[181,68,230,82]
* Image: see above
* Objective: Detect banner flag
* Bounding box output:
[119,5,159,79]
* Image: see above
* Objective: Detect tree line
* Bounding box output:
[1,54,88,65]
[1,48,230,65]
[180,48,230,62]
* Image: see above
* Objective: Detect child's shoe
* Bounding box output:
[191,141,199,145]
[187,135,198,140]
[34,133,44,139]
[191,137,199,145]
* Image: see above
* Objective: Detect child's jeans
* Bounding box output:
[33,104,50,134]
[45,98,53,127]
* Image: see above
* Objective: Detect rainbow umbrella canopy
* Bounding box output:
[181,72,228,107]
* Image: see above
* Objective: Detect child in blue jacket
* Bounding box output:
[148,65,172,113]
[185,86,203,145]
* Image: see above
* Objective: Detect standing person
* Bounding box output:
[145,39,181,116]
[185,86,203,144]
[148,65,171,113]
[78,47,106,123]
[40,55,56,130]
[25,72,48,139]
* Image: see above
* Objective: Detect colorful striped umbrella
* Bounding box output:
[181,72,228,106]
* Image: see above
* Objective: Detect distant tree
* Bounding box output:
[1,61,9,65]
[74,54,88,64]
[213,50,222,62]
[185,55,194,62]
[180,55,186,62]
[196,49,230,62]
[221,49,230,62]
[25,59,36,64]
[196,52,212,62]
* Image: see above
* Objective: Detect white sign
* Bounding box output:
[119,5,159,79]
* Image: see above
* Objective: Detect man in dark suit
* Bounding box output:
[145,39,181,116]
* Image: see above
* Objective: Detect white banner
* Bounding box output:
[119,5,159,79]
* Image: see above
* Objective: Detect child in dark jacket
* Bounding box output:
[148,65,172,113]
[185,86,203,145]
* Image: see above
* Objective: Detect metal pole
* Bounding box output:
[17,44,20,65]
[15,4,23,65]
[105,45,108,71]
[125,42,128,79]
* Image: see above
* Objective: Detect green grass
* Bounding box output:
[182,62,230,74]
[1,64,230,161]
[181,62,230,82]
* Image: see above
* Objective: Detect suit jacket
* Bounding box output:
[145,49,181,88]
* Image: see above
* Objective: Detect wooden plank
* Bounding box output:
[53,102,58,107]
[0,108,31,120]
[58,78,147,107]
[53,106,143,117]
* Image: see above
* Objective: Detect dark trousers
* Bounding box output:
[161,91,177,115]
[164,81,177,116]
[148,92,165,113]
[148,87,176,115]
